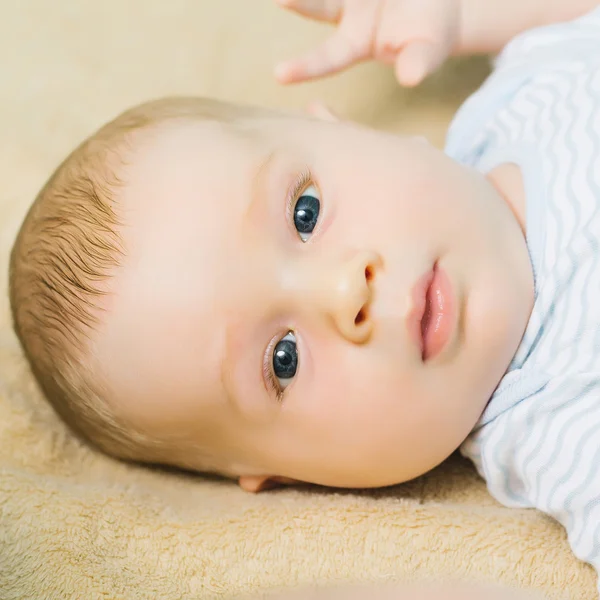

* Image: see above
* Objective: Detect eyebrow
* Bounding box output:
[220,150,277,406]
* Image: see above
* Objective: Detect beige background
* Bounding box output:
[0,1,594,599]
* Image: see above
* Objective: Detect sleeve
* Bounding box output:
[493,7,600,74]
[473,384,600,595]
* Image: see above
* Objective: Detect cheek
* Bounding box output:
[331,174,458,250]
[283,341,470,482]
[299,342,418,431]
[304,338,472,441]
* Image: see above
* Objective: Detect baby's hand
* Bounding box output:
[275,0,461,87]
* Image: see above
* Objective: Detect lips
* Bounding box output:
[407,263,456,361]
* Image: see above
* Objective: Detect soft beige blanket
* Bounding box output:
[0,2,595,598]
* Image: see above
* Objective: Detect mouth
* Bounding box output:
[407,262,456,361]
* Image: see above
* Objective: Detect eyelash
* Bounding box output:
[263,333,288,403]
[284,168,314,239]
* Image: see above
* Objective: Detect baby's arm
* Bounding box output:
[275,0,600,86]
[459,0,600,54]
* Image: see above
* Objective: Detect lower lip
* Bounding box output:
[421,264,455,361]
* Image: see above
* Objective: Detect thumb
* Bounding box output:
[394,40,447,87]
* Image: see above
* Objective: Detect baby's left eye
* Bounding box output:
[273,331,298,390]
[293,185,320,242]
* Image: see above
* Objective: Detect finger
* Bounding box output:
[275,0,342,23]
[306,100,340,121]
[275,30,359,84]
[394,40,446,87]
[375,0,410,61]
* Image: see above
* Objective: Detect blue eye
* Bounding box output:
[293,185,320,242]
[272,332,298,390]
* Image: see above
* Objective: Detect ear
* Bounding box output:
[306,100,340,122]
[238,475,300,493]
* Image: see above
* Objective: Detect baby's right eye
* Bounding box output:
[293,185,320,242]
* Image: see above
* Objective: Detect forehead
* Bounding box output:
[128,120,261,216]
[96,121,266,427]
[121,121,266,309]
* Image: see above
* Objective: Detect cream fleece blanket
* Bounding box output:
[0,2,595,598]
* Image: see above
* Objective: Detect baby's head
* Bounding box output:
[9,97,533,491]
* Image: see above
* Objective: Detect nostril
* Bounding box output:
[365,265,374,282]
[355,307,367,326]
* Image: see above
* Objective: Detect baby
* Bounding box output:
[8,0,600,593]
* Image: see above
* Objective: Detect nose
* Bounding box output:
[311,250,381,344]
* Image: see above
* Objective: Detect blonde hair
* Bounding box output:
[9,96,269,465]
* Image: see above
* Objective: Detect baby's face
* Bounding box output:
[97,111,533,488]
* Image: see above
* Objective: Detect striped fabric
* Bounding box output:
[445,8,600,593]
